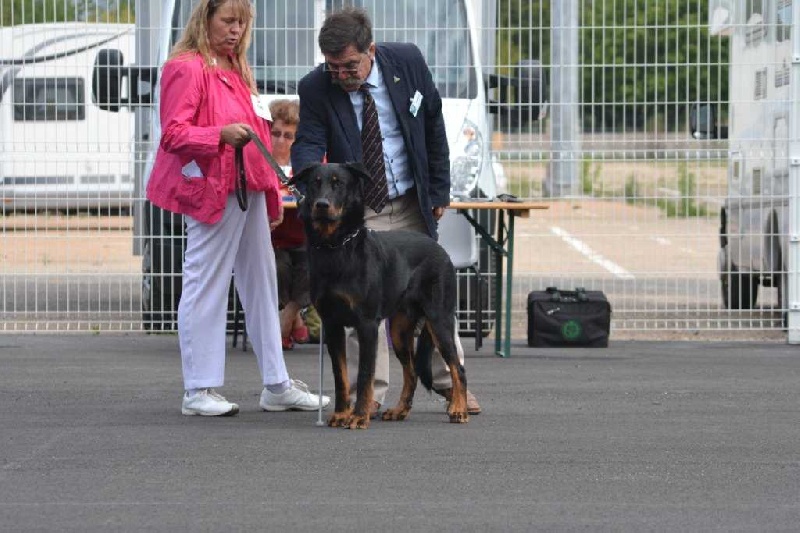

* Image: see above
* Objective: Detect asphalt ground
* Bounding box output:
[1,334,799,532]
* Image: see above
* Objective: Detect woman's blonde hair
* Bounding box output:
[169,0,257,93]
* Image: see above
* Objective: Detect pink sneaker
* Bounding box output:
[292,325,310,344]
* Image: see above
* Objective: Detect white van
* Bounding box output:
[0,22,135,212]
[692,1,793,332]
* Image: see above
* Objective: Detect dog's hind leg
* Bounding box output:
[325,325,353,428]
[413,326,434,391]
[426,317,469,424]
[382,312,418,422]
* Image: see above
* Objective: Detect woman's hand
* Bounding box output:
[269,201,285,231]
[220,123,253,148]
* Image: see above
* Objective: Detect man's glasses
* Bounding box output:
[271,130,295,141]
[323,54,367,76]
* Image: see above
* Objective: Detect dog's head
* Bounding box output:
[292,162,372,243]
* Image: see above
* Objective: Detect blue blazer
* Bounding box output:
[291,42,450,238]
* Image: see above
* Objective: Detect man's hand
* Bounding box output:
[432,206,446,221]
[270,202,285,231]
[221,123,253,148]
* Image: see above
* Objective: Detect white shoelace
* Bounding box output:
[290,379,311,393]
[206,388,229,402]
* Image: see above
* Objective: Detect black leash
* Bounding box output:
[234,144,248,211]
[234,130,305,211]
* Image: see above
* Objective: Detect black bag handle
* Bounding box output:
[546,286,561,302]
[544,286,590,302]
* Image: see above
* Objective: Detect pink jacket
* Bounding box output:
[146,52,280,224]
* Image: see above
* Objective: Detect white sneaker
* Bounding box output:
[259,380,331,411]
[181,388,239,416]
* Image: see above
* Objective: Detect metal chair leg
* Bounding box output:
[472,266,484,351]
[232,289,247,352]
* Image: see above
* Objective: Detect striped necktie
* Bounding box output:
[359,86,389,213]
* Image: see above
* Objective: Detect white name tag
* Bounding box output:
[251,95,272,121]
[409,90,423,117]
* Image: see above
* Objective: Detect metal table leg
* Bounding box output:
[502,212,516,358]
[457,208,510,357]
[494,211,504,356]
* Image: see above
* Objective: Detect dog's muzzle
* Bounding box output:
[311,198,341,222]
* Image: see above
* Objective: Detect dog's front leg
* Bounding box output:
[325,325,352,427]
[349,321,379,430]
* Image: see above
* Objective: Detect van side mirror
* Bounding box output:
[92,49,158,111]
[690,103,728,139]
[486,59,548,128]
[93,49,125,112]
[516,60,547,112]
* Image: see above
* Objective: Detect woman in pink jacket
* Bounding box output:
[147,0,328,416]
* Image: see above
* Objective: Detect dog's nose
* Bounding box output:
[314,198,330,210]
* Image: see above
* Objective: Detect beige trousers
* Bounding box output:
[346,192,465,405]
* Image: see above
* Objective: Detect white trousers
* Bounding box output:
[179,192,288,390]
[347,192,465,405]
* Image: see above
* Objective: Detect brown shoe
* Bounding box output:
[465,390,481,415]
[435,387,481,415]
[369,401,381,419]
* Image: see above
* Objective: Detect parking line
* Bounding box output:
[550,226,635,280]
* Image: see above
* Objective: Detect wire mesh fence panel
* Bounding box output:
[1,4,140,331]
[0,0,794,340]
[490,0,789,340]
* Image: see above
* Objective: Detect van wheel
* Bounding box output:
[722,264,758,310]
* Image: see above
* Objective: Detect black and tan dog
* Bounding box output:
[292,162,468,429]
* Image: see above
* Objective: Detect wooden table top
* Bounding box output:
[283,200,549,216]
[449,200,549,218]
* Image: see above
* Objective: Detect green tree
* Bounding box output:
[2,0,84,26]
[1,0,134,27]
[497,0,550,73]
[497,0,728,133]
[580,0,728,132]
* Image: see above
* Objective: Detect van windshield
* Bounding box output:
[173,0,476,98]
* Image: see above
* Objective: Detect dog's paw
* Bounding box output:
[346,414,370,430]
[327,411,352,428]
[382,406,410,421]
[448,411,469,424]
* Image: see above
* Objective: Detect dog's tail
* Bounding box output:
[415,328,435,391]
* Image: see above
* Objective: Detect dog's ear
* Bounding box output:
[343,162,373,187]
[291,162,321,186]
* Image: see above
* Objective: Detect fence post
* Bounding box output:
[789,1,800,343]
[546,0,580,198]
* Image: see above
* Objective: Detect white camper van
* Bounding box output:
[692,0,794,329]
[94,0,544,331]
[0,22,135,212]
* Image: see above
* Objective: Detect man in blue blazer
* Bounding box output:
[291,6,481,416]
